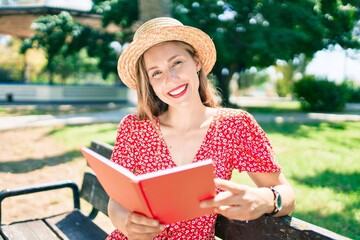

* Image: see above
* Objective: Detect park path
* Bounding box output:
[0,104,359,131]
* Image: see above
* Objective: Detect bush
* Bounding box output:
[341,80,360,103]
[293,76,347,112]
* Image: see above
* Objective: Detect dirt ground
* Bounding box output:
[0,126,115,234]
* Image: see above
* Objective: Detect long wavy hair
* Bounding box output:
[135,41,221,120]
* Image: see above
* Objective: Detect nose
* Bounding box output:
[165,69,179,83]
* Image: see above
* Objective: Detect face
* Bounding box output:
[143,41,202,108]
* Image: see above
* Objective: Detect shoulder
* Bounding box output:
[120,114,150,125]
[119,114,154,131]
[217,108,255,123]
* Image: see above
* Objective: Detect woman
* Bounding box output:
[107,17,295,240]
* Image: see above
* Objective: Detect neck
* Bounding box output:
[160,102,210,131]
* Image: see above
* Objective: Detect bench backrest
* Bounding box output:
[79,141,113,218]
[86,141,350,240]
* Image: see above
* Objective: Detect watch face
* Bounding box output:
[276,193,282,210]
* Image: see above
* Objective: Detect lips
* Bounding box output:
[168,84,188,98]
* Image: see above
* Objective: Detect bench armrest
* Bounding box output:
[0,181,80,225]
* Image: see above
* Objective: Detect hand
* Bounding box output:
[200,178,273,221]
[123,212,164,240]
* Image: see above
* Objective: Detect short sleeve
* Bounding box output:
[111,114,137,172]
[233,111,280,173]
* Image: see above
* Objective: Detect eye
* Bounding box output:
[151,70,162,79]
[172,60,182,68]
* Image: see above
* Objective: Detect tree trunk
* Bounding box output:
[139,0,171,22]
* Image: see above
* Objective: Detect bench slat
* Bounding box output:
[215,214,351,240]
[1,219,59,240]
[80,172,109,217]
[90,141,113,159]
[44,210,108,240]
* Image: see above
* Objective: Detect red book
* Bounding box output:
[81,147,216,224]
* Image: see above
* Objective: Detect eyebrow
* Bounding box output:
[146,54,181,72]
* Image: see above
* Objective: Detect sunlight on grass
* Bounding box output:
[259,121,360,239]
[49,123,118,149]
[240,101,301,114]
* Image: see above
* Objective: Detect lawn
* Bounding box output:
[233,121,360,239]
[45,120,360,239]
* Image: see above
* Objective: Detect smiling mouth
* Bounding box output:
[168,84,188,97]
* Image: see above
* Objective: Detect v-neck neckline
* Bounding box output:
[154,108,220,166]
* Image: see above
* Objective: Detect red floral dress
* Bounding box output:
[107,108,280,240]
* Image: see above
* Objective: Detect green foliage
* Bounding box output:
[0,38,25,82]
[20,12,81,84]
[172,0,360,104]
[20,11,119,84]
[237,68,268,90]
[341,80,360,103]
[274,55,307,97]
[92,0,138,33]
[19,0,360,96]
[293,76,347,112]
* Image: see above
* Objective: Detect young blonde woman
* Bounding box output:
[107,17,295,240]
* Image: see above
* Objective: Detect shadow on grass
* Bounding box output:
[0,150,81,174]
[293,170,360,193]
[292,210,359,239]
[259,122,348,138]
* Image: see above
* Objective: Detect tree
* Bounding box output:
[20,12,79,84]
[173,0,360,105]
[21,0,359,103]
[0,38,25,82]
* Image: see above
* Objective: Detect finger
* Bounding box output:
[128,232,161,240]
[214,191,246,207]
[215,205,249,221]
[128,223,164,234]
[129,212,161,228]
[215,178,247,194]
[200,191,241,208]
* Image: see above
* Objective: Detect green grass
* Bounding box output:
[232,121,360,239]
[48,123,119,148]
[239,101,302,114]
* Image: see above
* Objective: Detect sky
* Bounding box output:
[306,45,360,83]
[44,0,92,11]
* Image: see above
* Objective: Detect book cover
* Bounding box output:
[81,147,216,224]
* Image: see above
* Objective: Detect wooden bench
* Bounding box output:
[0,141,350,240]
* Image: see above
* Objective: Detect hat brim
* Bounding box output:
[117,25,216,90]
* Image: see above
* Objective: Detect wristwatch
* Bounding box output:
[269,187,282,216]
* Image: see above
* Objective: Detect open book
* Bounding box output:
[81,147,216,224]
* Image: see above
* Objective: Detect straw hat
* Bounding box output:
[117,17,217,90]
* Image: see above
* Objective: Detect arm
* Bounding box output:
[248,171,295,217]
[108,198,164,239]
[200,172,295,221]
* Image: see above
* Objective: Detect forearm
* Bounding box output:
[248,172,295,217]
[108,198,130,234]
[262,184,295,217]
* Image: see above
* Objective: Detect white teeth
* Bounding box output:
[169,85,186,95]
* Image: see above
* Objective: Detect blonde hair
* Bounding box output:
[135,41,220,121]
